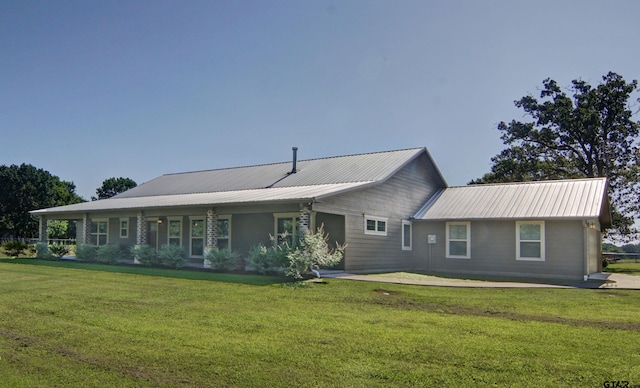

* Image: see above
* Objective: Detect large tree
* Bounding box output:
[473,72,640,240]
[92,177,137,200]
[0,164,84,238]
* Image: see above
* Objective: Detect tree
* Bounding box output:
[473,72,640,240]
[92,177,137,200]
[0,164,84,238]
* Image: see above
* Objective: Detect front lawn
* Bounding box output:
[1,262,639,386]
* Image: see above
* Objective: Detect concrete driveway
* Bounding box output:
[319,270,640,289]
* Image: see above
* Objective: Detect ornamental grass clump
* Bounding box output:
[49,244,70,259]
[158,244,187,269]
[2,240,30,258]
[205,248,241,271]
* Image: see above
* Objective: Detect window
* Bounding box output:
[446,222,470,259]
[274,213,300,247]
[119,218,129,238]
[168,218,182,246]
[402,220,412,250]
[217,216,231,249]
[91,219,108,246]
[364,215,387,236]
[516,221,545,261]
[190,217,205,257]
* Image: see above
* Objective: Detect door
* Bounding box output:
[147,221,158,251]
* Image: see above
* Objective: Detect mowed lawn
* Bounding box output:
[1,261,639,387]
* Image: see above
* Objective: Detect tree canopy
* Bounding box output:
[473,72,640,240]
[92,177,137,200]
[0,164,84,238]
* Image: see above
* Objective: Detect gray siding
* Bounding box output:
[232,213,274,256]
[313,153,445,271]
[413,220,588,279]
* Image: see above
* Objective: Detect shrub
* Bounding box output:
[49,244,70,258]
[130,245,158,266]
[2,240,30,258]
[247,244,273,274]
[96,244,121,264]
[602,259,609,268]
[205,248,241,271]
[285,225,346,279]
[158,244,187,269]
[76,244,98,262]
[35,242,55,260]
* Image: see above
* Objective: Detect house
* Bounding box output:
[31,147,611,280]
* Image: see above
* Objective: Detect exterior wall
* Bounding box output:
[313,153,445,271]
[413,220,588,279]
[232,213,274,256]
[315,212,346,269]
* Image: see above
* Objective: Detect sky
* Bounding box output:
[1,0,640,202]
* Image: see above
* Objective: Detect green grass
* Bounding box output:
[606,260,640,275]
[1,262,639,387]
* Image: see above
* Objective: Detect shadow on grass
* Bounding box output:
[0,258,286,286]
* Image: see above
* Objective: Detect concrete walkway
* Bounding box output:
[318,270,640,289]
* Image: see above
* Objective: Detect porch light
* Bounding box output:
[157,218,164,225]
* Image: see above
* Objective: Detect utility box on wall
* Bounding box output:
[428,235,436,244]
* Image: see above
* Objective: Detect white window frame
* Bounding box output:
[401,220,412,250]
[364,215,388,236]
[119,218,129,238]
[189,216,205,258]
[91,218,109,246]
[516,221,545,261]
[446,222,470,259]
[217,215,231,249]
[167,217,182,247]
[274,212,300,247]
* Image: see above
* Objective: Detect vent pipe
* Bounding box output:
[291,147,298,174]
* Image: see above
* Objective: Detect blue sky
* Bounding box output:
[1,0,639,201]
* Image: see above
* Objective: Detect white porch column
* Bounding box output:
[38,216,48,243]
[204,209,217,268]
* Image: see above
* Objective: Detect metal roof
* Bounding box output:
[31,182,373,215]
[414,178,610,225]
[116,147,428,198]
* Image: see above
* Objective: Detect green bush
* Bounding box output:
[158,244,187,269]
[2,240,30,257]
[49,244,70,258]
[205,248,241,271]
[130,245,158,266]
[76,244,98,262]
[96,244,121,264]
[35,242,55,259]
[602,259,609,268]
[247,244,273,274]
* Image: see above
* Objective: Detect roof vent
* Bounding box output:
[291,147,298,174]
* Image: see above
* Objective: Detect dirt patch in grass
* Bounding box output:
[369,294,640,332]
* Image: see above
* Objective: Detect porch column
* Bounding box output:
[299,204,311,234]
[136,211,147,245]
[38,216,48,243]
[204,209,217,268]
[134,211,147,265]
[82,213,91,245]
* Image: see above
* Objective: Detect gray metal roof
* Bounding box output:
[116,147,428,198]
[32,182,372,215]
[414,178,610,225]
[32,147,440,216]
